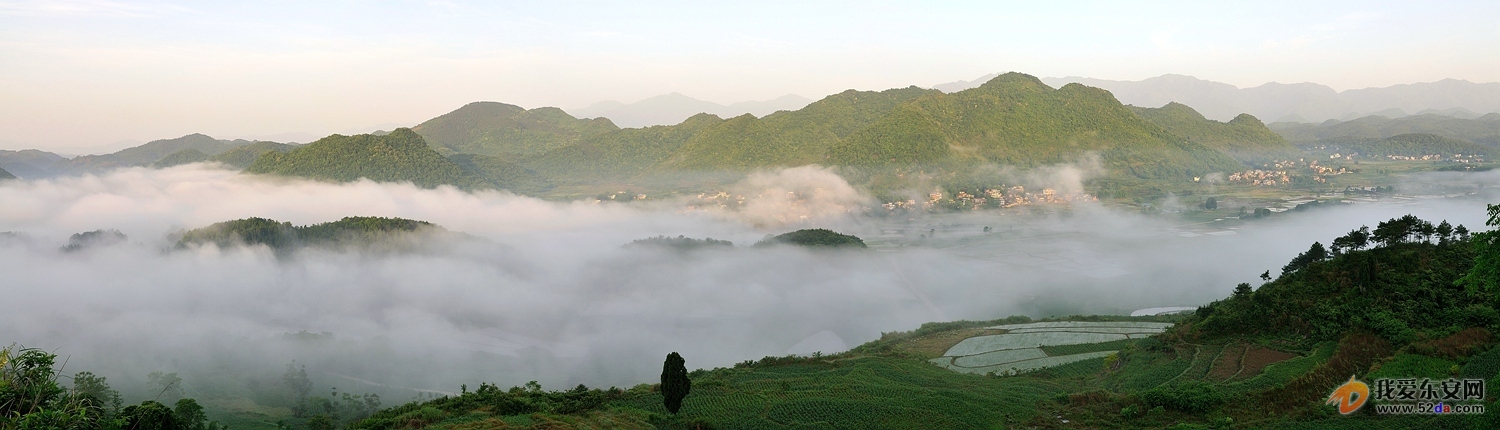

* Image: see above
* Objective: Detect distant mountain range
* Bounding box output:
[933,73,1500,124]
[9,72,1497,197]
[0,135,300,179]
[1269,112,1500,146]
[566,93,814,128]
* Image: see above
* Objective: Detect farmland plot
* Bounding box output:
[931,321,1172,375]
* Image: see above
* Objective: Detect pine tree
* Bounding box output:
[661,352,691,414]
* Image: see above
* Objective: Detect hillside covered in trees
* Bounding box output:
[1271,113,1500,147]
[1131,102,1299,162]
[175,216,453,255]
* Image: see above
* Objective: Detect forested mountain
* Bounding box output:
[1271,113,1500,147]
[0,165,13,180]
[445,153,553,194]
[412,102,620,157]
[1034,74,1500,123]
[245,128,489,189]
[150,148,210,168]
[0,149,67,179]
[1130,102,1298,162]
[827,74,1243,179]
[1310,133,1496,158]
[567,93,813,128]
[56,133,245,172]
[404,73,1292,191]
[176,216,449,254]
[211,141,301,169]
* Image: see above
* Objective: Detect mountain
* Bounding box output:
[1130,102,1298,162]
[1029,74,1500,123]
[411,102,619,158]
[930,72,999,93]
[661,86,940,170]
[56,133,247,173]
[423,74,1263,191]
[245,128,488,189]
[1311,133,1495,159]
[0,166,13,180]
[176,216,451,255]
[567,93,814,128]
[151,148,211,168]
[827,73,1243,179]
[444,153,552,194]
[210,141,302,169]
[0,149,67,179]
[1270,113,1500,146]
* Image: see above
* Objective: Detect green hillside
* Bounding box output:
[57,133,245,172]
[445,153,553,193]
[412,102,619,157]
[211,141,300,169]
[1272,113,1500,147]
[1131,102,1299,162]
[0,166,14,180]
[1312,133,1495,158]
[659,86,940,170]
[520,113,724,184]
[828,74,1244,180]
[245,128,487,189]
[150,148,211,168]
[176,216,445,254]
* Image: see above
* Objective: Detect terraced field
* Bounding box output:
[929,321,1172,375]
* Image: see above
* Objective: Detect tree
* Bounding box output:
[1281,242,1328,276]
[119,400,178,430]
[1331,226,1370,255]
[1203,197,1218,210]
[174,398,208,430]
[1260,271,1271,282]
[1436,220,1454,243]
[1459,204,1499,295]
[660,352,691,414]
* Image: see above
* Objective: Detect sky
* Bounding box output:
[3,0,1499,152]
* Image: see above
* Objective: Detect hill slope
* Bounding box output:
[245,128,487,189]
[1131,102,1299,162]
[0,149,68,179]
[0,166,14,180]
[1271,113,1500,147]
[412,102,619,157]
[57,133,246,172]
[212,141,301,169]
[828,73,1244,179]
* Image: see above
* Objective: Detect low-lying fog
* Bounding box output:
[2,164,1496,403]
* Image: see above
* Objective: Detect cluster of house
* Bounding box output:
[1227,169,1292,187]
[1381,153,1486,162]
[687,190,747,210]
[881,185,1096,212]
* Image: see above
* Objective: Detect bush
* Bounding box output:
[1141,382,1223,413]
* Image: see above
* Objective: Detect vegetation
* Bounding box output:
[1,345,224,430]
[0,167,13,180]
[1131,102,1299,162]
[412,102,619,157]
[660,353,690,415]
[175,216,445,255]
[212,142,299,169]
[61,229,128,252]
[1309,133,1495,158]
[151,148,211,168]
[1271,112,1500,146]
[626,235,734,250]
[245,129,490,189]
[755,229,866,248]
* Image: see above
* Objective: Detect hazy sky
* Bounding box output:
[3,0,1498,151]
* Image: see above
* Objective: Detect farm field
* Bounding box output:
[929,321,1172,375]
